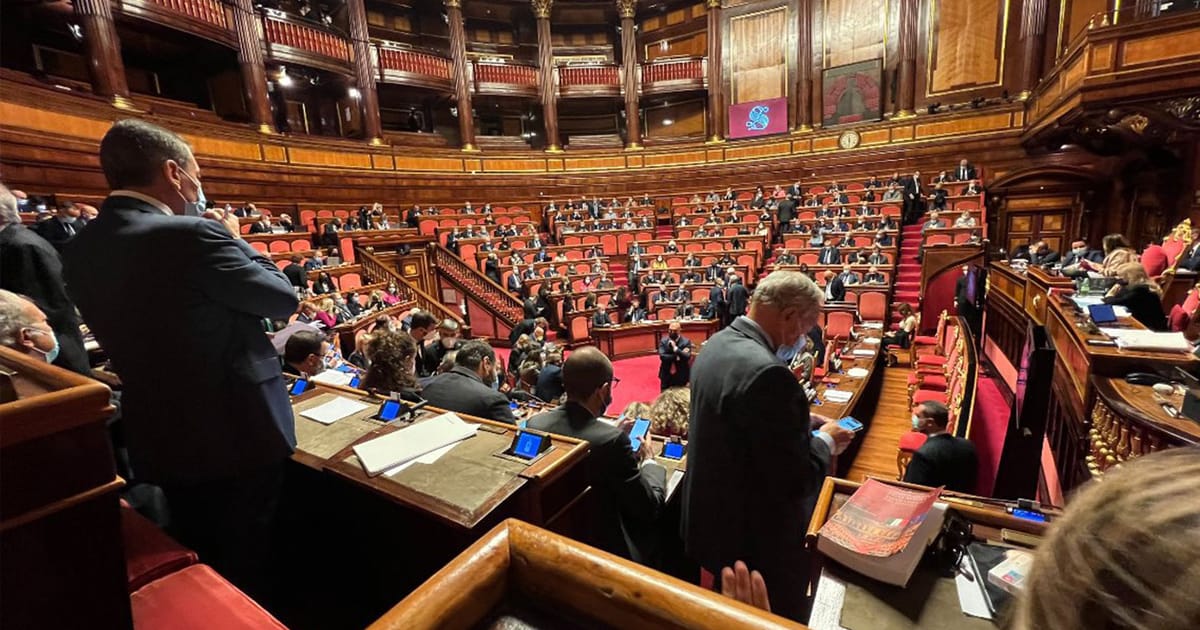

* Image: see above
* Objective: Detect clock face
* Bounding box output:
[839,130,861,149]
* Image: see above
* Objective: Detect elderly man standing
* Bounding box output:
[62,119,299,597]
[682,270,855,621]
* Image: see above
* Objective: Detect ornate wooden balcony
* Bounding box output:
[261,10,352,75]
[640,57,706,96]
[116,0,235,47]
[471,60,539,98]
[375,42,453,93]
[557,64,622,98]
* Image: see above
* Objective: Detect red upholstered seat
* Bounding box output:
[912,389,947,405]
[1142,244,1168,277]
[121,505,197,592]
[898,431,928,453]
[131,564,286,630]
[916,354,947,367]
[913,335,938,345]
[909,373,948,391]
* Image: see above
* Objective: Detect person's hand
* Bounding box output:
[720,561,771,613]
[617,415,635,434]
[820,422,855,453]
[636,437,655,462]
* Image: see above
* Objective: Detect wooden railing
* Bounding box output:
[376,42,453,89]
[430,243,522,328]
[640,57,706,95]
[261,11,351,64]
[557,64,621,98]
[472,60,539,97]
[141,0,227,28]
[357,247,468,332]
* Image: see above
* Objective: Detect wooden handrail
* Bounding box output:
[356,247,467,332]
[430,243,523,327]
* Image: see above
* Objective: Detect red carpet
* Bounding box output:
[493,347,666,410]
[893,223,923,329]
[969,376,1009,497]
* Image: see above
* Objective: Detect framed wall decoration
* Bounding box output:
[821,59,883,128]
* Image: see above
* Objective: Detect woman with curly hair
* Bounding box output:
[362,330,422,401]
[650,387,691,438]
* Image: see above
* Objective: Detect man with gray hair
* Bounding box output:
[0,182,90,374]
[61,119,299,595]
[0,290,61,363]
[682,270,855,621]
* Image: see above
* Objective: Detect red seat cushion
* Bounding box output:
[912,389,947,405]
[898,431,928,452]
[913,335,938,345]
[121,505,198,592]
[1142,244,1168,277]
[916,354,947,367]
[1169,304,1190,332]
[918,374,948,391]
[131,564,286,630]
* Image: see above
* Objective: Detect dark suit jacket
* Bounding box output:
[727,283,749,317]
[506,274,523,294]
[903,433,978,493]
[420,365,515,424]
[248,221,272,234]
[0,224,90,374]
[658,335,693,380]
[282,262,307,289]
[509,318,538,345]
[818,247,841,265]
[63,195,299,484]
[681,317,832,619]
[955,164,977,181]
[1030,250,1060,265]
[534,364,564,402]
[1105,284,1168,331]
[34,218,80,251]
[592,311,611,327]
[1062,248,1105,267]
[827,275,847,302]
[528,402,666,561]
[776,199,797,223]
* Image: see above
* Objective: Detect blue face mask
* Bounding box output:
[180,170,207,217]
[776,334,808,363]
[25,327,60,364]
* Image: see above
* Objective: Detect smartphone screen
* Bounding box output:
[1010,508,1047,522]
[348,376,361,389]
[378,400,402,422]
[661,442,685,460]
[289,379,308,396]
[838,417,864,432]
[513,431,542,459]
[629,418,652,451]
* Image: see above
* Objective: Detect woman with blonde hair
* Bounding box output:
[1103,262,1167,330]
[1082,233,1139,277]
[314,298,337,328]
[650,387,691,438]
[362,330,421,401]
[1014,448,1200,630]
[621,401,652,423]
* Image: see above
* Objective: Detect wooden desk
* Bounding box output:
[592,320,719,360]
[0,347,128,629]
[1087,376,1200,479]
[813,327,885,477]
[370,519,801,629]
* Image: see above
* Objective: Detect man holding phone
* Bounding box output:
[526,347,666,563]
[682,270,855,621]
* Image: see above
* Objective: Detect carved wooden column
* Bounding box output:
[445,0,477,151]
[231,0,273,133]
[534,0,561,152]
[1018,0,1047,99]
[706,0,723,142]
[618,0,642,149]
[74,0,132,108]
[795,0,813,131]
[895,0,919,117]
[346,0,382,143]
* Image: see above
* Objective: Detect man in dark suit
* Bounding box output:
[824,270,846,302]
[903,400,978,493]
[1028,240,1060,265]
[775,196,797,238]
[34,202,84,251]
[0,185,90,375]
[658,321,693,390]
[1061,238,1107,276]
[282,255,307,291]
[682,271,854,621]
[528,347,666,561]
[818,241,841,265]
[955,265,982,338]
[904,171,925,224]
[420,340,514,424]
[506,269,523,295]
[61,120,299,595]
[726,275,749,321]
[623,298,648,324]
[954,158,977,182]
[247,214,272,234]
[591,306,611,328]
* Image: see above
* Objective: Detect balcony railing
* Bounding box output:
[117,0,233,45]
[640,57,706,95]
[261,11,351,72]
[143,0,226,28]
[375,42,453,91]
[558,63,621,98]
[472,60,539,97]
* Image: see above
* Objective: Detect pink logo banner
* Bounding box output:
[727,97,789,139]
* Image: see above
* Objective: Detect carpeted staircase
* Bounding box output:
[892,223,925,326]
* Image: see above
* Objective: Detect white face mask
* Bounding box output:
[911,414,922,430]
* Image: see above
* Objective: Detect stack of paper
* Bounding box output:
[312,369,355,386]
[1098,328,1191,352]
[824,389,853,404]
[860,322,884,330]
[852,348,876,357]
[353,412,478,476]
[300,397,370,425]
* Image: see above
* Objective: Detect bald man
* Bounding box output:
[0,290,61,363]
[657,321,693,391]
[526,347,666,563]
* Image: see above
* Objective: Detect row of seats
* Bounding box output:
[897,313,974,476]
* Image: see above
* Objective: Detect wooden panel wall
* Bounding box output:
[728,5,790,103]
[645,32,708,61]
[927,0,1008,94]
[644,100,706,138]
[823,0,889,69]
[1057,0,1111,57]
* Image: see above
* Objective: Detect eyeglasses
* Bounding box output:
[610,377,621,389]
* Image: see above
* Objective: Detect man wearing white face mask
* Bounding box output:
[903,400,977,493]
[62,119,299,597]
[0,290,61,364]
[682,270,855,622]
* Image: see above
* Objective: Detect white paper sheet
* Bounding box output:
[808,570,849,630]
[311,369,354,386]
[353,412,478,475]
[824,389,853,403]
[1098,328,1191,352]
[300,397,370,425]
[846,367,870,379]
[384,441,461,477]
[862,337,881,345]
[665,469,685,501]
[852,349,877,357]
[955,558,993,620]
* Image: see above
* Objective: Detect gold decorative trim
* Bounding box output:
[893,110,917,119]
[624,143,644,151]
[616,0,637,19]
[257,123,274,134]
[532,0,552,19]
[793,124,813,133]
[369,137,384,146]
[545,145,564,153]
[706,135,725,144]
[707,0,722,8]
[461,143,480,152]
[111,95,137,110]
[444,0,461,7]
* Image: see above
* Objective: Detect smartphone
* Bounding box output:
[629,418,652,451]
[661,442,685,460]
[289,379,309,396]
[838,417,864,432]
[378,400,402,422]
[1008,507,1048,522]
[348,376,361,389]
